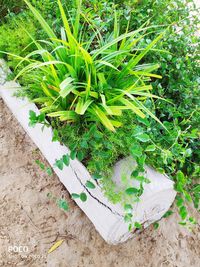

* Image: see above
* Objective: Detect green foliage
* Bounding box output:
[125,187,139,195]
[29,110,45,127]
[71,193,80,199]
[13,0,164,132]
[47,192,69,212]
[1,0,199,227]
[134,222,142,229]
[85,180,96,189]
[35,159,53,176]
[163,210,173,218]
[129,0,200,223]
[0,0,24,21]
[54,153,70,170]
[71,192,87,202]
[0,0,59,72]
[0,0,57,23]
[0,12,37,69]
[55,0,200,224]
[57,198,69,211]
[153,222,159,230]
[80,192,87,202]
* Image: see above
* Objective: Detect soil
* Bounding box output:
[0,98,200,267]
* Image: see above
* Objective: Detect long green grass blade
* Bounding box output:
[24,0,57,39]
[118,31,165,80]
[120,98,146,118]
[90,105,115,131]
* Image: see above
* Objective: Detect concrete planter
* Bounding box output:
[0,60,176,244]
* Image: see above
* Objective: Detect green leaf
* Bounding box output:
[131,169,139,178]
[178,222,186,226]
[57,199,69,211]
[57,0,74,46]
[77,151,84,161]
[124,204,133,213]
[145,144,156,151]
[62,154,70,166]
[96,60,119,71]
[29,110,37,120]
[134,222,142,229]
[137,117,150,126]
[29,110,38,127]
[183,191,192,202]
[71,193,80,199]
[176,197,184,207]
[135,133,150,142]
[177,171,186,185]
[70,150,77,160]
[75,98,93,115]
[153,222,159,230]
[125,187,139,195]
[134,176,151,184]
[90,105,116,132]
[130,143,142,158]
[93,26,154,59]
[46,167,53,176]
[179,206,187,220]
[92,173,102,180]
[85,180,96,189]
[128,224,132,231]
[38,113,45,123]
[124,213,133,223]
[163,210,173,218]
[24,0,57,40]
[192,185,200,193]
[120,98,146,119]
[59,77,74,98]
[35,159,45,170]
[189,217,196,224]
[137,154,146,168]
[48,111,77,121]
[52,129,59,142]
[118,30,165,79]
[80,193,87,202]
[80,140,88,149]
[54,159,64,170]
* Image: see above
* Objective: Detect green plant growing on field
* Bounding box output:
[47,192,69,212]
[13,0,166,132]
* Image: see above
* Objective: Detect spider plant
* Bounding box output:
[14,0,166,131]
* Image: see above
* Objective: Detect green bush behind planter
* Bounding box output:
[0,0,24,20]
[0,0,57,22]
[0,0,199,227]
[0,0,59,71]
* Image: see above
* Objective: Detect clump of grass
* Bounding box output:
[12,0,165,133]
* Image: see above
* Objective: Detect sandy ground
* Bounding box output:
[0,98,200,267]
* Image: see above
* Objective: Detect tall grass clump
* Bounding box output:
[12,0,166,131]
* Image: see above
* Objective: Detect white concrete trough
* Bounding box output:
[0,60,176,244]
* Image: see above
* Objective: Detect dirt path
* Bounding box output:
[0,98,199,267]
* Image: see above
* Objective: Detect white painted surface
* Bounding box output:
[0,60,176,244]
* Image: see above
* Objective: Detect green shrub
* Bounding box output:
[126,0,200,212]
[0,0,24,21]
[0,0,57,22]
[0,12,37,69]
[57,0,200,221]
[15,0,164,131]
[0,0,59,71]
